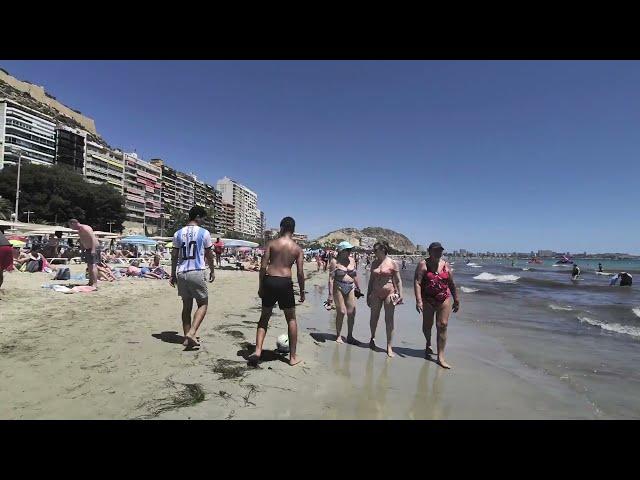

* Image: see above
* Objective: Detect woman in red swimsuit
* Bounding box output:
[367,242,403,357]
[414,242,459,369]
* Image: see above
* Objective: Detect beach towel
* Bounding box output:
[54,267,71,280]
[50,285,97,294]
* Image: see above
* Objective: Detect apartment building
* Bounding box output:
[216,176,259,237]
[0,98,56,168]
[220,202,235,234]
[85,141,126,191]
[123,152,162,227]
[55,125,86,173]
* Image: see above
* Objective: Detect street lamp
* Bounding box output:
[4,145,23,225]
[23,211,34,223]
[107,221,116,233]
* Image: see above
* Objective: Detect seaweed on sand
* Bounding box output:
[212,359,248,379]
[139,381,205,418]
[224,330,245,339]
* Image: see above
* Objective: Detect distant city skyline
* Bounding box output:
[1,60,638,253]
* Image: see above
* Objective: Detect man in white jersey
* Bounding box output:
[170,206,216,349]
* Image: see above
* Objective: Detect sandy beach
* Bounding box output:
[0,261,605,419]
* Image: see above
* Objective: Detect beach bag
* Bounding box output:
[54,267,71,280]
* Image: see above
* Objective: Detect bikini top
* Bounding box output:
[334,267,357,280]
[371,261,397,279]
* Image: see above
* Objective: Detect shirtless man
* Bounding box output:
[250,216,305,366]
[68,218,100,287]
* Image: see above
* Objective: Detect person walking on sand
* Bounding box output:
[367,242,403,357]
[213,237,224,267]
[68,219,100,287]
[0,227,15,294]
[328,241,362,345]
[169,206,216,349]
[414,242,459,369]
[249,216,305,366]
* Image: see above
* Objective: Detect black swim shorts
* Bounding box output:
[262,275,295,310]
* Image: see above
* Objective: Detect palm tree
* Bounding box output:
[0,197,12,220]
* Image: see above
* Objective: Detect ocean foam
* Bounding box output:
[522,267,531,271]
[466,263,482,268]
[549,304,573,311]
[473,272,520,283]
[633,308,640,318]
[460,286,479,293]
[578,316,640,338]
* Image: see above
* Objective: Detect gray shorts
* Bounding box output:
[177,270,208,302]
[83,248,101,266]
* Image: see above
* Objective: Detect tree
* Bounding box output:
[0,197,11,220]
[162,203,188,235]
[0,163,126,230]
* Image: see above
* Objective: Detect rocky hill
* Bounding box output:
[315,227,415,252]
[0,68,109,148]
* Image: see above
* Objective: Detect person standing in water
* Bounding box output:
[250,217,305,366]
[414,242,459,369]
[367,242,403,357]
[401,255,407,270]
[571,263,581,280]
[598,263,603,273]
[610,272,633,287]
[328,241,362,345]
[170,206,216,349]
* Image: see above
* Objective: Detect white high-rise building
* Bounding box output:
[0,99,56,169]
[216,176,259,237]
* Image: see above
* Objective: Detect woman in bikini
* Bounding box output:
[367,242,403,357]
[414,242,459,369]
[328,241,362,344]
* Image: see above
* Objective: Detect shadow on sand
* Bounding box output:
[236,341,289,366]
[151,331,201,351]
[152,331,185,344]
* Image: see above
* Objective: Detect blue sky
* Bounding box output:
[2,60,639,253]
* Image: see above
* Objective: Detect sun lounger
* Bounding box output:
[47,257,69,265]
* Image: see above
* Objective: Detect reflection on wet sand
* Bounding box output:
[408,361,451,419]
[354,351,390,419]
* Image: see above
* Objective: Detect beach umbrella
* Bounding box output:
[7,235,27,242]
[223,239,259,248]
[237,246,252,252]
[165,241,174,248]
[119,235,158,246]
[9,239,25,247]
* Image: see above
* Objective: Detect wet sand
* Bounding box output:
[0,262,603,419]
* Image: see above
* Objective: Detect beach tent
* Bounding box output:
[119,235,157,246]
[9,239,25,247]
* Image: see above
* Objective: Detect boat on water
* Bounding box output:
[554,255,573,265]
[528,257,544,264]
